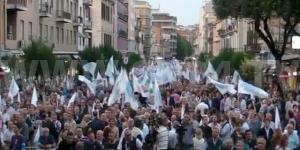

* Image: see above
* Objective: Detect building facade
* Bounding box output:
[0,0,5,51]
[125,0,136,53]
[135,0,152,59]
[151,10,177,58]
[91,0,115,47]
[176,24,199,55]
[116,0,128,52]
[2,0,96,54]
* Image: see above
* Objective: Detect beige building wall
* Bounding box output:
[91,0,114,47]
[6,0,39,50]
[0,0,4,50]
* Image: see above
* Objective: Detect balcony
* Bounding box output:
[7,0,27,11]
[83,19,92,32]
[118,30,128,39]
[83,0,93,6]
[56,10,71,23]
[73,17,83,27]
[118,12,128,22]
[39,3,52,18]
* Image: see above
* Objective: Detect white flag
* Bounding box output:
[108,68,139,110]
[96,72,102,81]
[105,56,119,85]
[33,126,41,144]
[238,79,269,98]
[231,70,241,85]
[207,77,237,95]
[8,78,19,98]
[83,62,97,77]
[31,87,38,107]
[149,80,163,112]
[204,62,218,81]
[181,104,185,119]
[78,75,96,95]
[275,106,281,129]
[17,92,21,103]
[68,92,77,108]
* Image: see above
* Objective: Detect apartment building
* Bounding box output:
[198,0,216,55]
[2,0,94,54]
[0,0,5,50]
[135,0,152,58]
[125,0,137,53]
[152,10,177,58]
[177,24,198,53]
[116,0,128,52]
[91,0,115,47]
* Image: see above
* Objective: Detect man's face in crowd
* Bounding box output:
[287,124,294,135]
[212,128,219,138]
[96,130,103,141]
[256,137,266,150]
[43,128,50,137]
[76,128,83,137]
[245,131,253,140]
[127,118,134,128]
[211,115,217,123]
[171,115,177,122]
[236,140,244,150]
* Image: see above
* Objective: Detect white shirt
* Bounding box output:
[155,126,169,150]
[208,122,221,130]
[240,99,247,111]
[193,137,207,150]
[142,123,149,138]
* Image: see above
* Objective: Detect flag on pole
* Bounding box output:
[108,68,139,110]
[31,87,38,107]
[78,75,96,95]
[238,79,269,98]
[83,62,97,77]
[67,92,77,108]
[17,92,21,103]
[207,77,237,95]
[105,56,119,85]
[275,106,281,129]
[231,70,241,85]
[8,78,19,98]
[149,80,163,112]
[204,61,218,81]
[33,126,41,144]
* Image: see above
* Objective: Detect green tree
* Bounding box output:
[80,45,124,68]
[213,0,300,96]
[240,60,255,82]
[211,49,254,75]
[212,0,300,70]
[23,39,56,77]
[126,53,143,71]
[176,35,194,60]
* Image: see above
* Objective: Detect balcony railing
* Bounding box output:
[83,19,92,29]
[118,12,128,22]
[39,3,52,17]
[83,0,93,6]
[56,10,71,23]
[7,0,27,11]
[118,30,128,38]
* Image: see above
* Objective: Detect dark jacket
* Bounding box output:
[257,127,274,149]
[57,140,76,150]
[207,138,222,150]
[83,140,102,150]
[120,137,138,150]
[200,125,212,139]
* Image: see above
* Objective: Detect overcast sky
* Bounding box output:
[146,0,202,26]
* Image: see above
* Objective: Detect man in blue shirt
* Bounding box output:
[286,123,299,150]
[38,127,56,149]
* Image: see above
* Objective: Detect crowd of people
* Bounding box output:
[0,69,299,150]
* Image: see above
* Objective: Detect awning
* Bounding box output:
[282,54,300,61]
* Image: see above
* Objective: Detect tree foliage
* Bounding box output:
[23,39,56,77]
[80,45,124,68]
[176,35,194,60]
[212,0,300,61]
[126,53,143,71]
[211,49,254,73]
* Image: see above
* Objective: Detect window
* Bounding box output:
[74,31,77,44]
[104,34,112,46]
[70,2,73,15]
[44,25,48,40]
[20,20,24,40]
[40,23,42,39]
[62,29,64,44]
[66,0,69,12]
[50,26,54,42]
[70,31,73,45]
[56,27,59,43]
[102,3,105,20]
[28,22,32,40]
[66,29,69,44]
